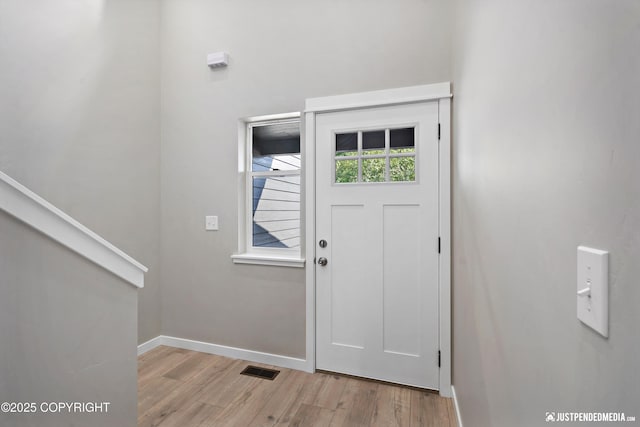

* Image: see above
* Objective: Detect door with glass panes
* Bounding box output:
[315,101,440,389]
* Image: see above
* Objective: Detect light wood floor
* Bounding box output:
[138,346,457,427]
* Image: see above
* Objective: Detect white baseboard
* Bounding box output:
[137,336,164,356]
[137,335,308,372]
[451,385,463,427]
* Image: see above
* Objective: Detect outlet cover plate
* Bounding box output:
[205,216,219,231]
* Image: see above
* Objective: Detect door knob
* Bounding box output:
[318,257,328,266]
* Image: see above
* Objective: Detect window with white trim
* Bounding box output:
[232,113,303,267]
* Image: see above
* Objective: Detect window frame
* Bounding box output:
[232,112,305,268]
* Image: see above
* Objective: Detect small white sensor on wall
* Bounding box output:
[207,52,229,68]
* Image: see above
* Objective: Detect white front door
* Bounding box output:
[315,101,440,389]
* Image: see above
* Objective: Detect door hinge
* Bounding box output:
[438,350,441,367]
[438,237,441,254]
[438,123,441,140]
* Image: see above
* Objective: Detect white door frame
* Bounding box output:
[302,83,452,397]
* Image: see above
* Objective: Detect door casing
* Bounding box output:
[302,82,452,397]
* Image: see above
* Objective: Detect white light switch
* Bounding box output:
[577,246,608,337]
[205,216,219,231]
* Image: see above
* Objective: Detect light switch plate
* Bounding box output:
[577,246,608,337]
[205,216,219,231]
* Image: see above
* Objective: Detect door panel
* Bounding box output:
[315,102,440,390]
[383,204,421,357]
[330,204,366,349]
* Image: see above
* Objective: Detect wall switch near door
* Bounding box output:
[577,246,608,337]
[205,216,219,231]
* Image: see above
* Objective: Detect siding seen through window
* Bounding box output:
[250,120,301,249]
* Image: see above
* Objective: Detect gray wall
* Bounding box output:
[451,1,640,425]
[160,0,452,358]
[0,0,161,344]
[0,212,138,427]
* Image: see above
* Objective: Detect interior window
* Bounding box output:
[249,120,301,249]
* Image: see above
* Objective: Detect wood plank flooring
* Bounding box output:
[138,346,457,427]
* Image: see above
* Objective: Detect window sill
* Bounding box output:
[231,253,306,268]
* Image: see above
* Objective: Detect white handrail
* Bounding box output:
[0,171,148,288]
